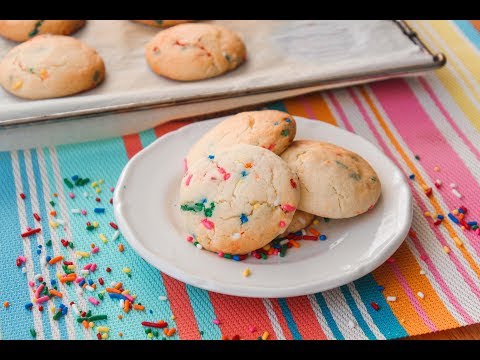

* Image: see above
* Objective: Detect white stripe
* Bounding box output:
[322,92,348,129]
[346,283,385,339]
[11,151,45,340]
[306,294,336,339]
[407,77,480,185]
[322,287,368,340]
[262,299,286,340]
[23,150,62,340]
[42,147,92,339]
[358,85,480,312]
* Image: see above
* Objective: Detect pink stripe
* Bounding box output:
[370,79,480,254]
[326,91,355,132]
[348,87,480,312]
[418,77,480,162]
[301,96,317,119]
[390,263,438,332]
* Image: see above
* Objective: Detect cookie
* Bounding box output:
[145,23,246,81]
[179,144,300,255]
[132,20,193,28]
[280,210,315,236]
[186,110,296,168]
[0,35,105,100]
[281,140,381,219]
[0,20,85,42]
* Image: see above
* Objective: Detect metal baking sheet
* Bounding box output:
[0,20,443,126]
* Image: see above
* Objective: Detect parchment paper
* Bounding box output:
[0,20,433,122]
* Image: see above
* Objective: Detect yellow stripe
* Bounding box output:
[360,85,480,280]
[408,20,480,131]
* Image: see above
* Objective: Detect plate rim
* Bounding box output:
[113,116,413,298]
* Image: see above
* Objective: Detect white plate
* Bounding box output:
[113,116,412,298]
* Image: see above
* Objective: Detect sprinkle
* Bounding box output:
[97,326,110,333]
[20,193,26,199]
[201,219,214,230]
[208,155,215,160]
[417,292,425,299]
[319,235,327,241]
[159,296,168,301]
[141,321,168,329]
[69,192,75,199]
[243,268,251,277]
[244,163,253,168]
[195,242,203,250]
[377,285,385,291]
[36,296,50,304]
[21,228,41,238]
[112,231,120,241]
[448,213,459,224]
[231,233,241,240]
[76,251,90,258]
[49,289,63,298]
[452,189,463,199]
[450,183,457,188]
[289,240,300,248]
[443,246,451,254]
[386,296,397,302]
[434,179,442,188]
[109,222,118,230]
[88,297,100,306]
[279,221,286,228]
[118,244,124,252]
[281,204,296,212]
[12,80,23,90]
[93,221,99,228]
[63,178,74,189]
[212,319,220,325]
[92,247,100,254]
[414,155,420,160]
[370,302,380,311]
[99,234,108,244]
[94,208,105,213]
[261,331,269,340]
[453,236,463,247]
[240,214,249,224]
[302,235,318,240]
[347,320,356,329]
[434,166,441,172]
[420,269,426,275]
[122,268,131,274]
[424,187,433,197]
[48,256,63,265]
[241,170,248,177]
[409,174,415,180]
[185,174,193,186]
[280,129,289,137]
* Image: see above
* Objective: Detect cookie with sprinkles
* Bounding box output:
[279,210,315,237]
[0,20,86,42]
[281,140,381,219]
[132,20,194,28]
[179,144,300,254]
[0,35,105,99]
[145,23,246,81]
[186,110,296,168]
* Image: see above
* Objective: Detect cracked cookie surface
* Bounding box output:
[179,144,300,254]
[186,110,296,167]
[281,140,381,219]
[0,20,86,42]
[145,23,246,81]
[0,34,105,99]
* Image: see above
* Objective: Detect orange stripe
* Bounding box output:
[360,85,480,279]
[270,299,294,339]
[154,120,195,138]
[209,293,277,340]
[122,133,143,159]
[162,275,201,339]
[283,97,310,118]
[305,93,338,126]
[469,20,480,32]
[286,296,327,339]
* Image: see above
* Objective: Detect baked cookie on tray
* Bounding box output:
[179,144,300,255]
[132,20,193,28]
[281,140,381,219]
[0,35,105,100]
[145,23,246,81]
[0,20,86,42]
[186,110,296,168]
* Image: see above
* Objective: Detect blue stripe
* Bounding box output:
[30,149,71,339]
[453,20,480,49]
[185,285,222,340]
[353,274,408,339]
[340,285,376,339]
[55,137,176,339]
[0,152,37,339]
[313,293,344,339]
[277,298,302,340]
[267,101,288,112]
[139,129,158,148]
[17,150,54,340]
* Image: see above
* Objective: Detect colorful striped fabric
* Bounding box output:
[1,20,480,340]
